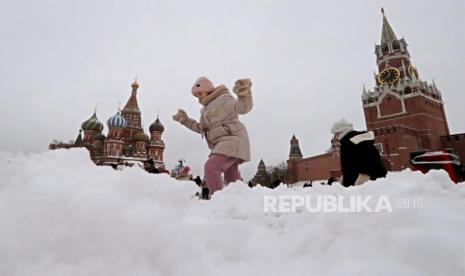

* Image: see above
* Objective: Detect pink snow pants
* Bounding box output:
[204,154,241,195]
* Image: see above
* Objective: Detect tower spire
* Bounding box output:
[380,8,398,44]
[124,80,141,112]
[289,135,303,160]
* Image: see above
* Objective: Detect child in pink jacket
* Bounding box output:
[173,77,253,197]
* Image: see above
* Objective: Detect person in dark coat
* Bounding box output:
[200,178,210,200]
[331,119,387,187]
[193,176,202,186]
[143,159,160,174]
[248,180,254,188]
[303,180,313,188]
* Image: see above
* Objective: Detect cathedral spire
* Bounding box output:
[123,79,141,113]
[381,8,398,44]
[121,79,143,131]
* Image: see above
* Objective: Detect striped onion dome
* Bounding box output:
[134,132,150,142]
[107,111,128,128]
[81,112,104,132]
[149,118,164,132]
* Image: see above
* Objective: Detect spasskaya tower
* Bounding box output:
[362,8,450,170]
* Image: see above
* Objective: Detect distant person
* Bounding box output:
[200,178,210,200]
[193,176,202,186]
[303,180,313,188]
[248,180,254,188]
[173,77,253,197]
[201,187,210,200]
[331,119,387,187]
[144,159,160,174]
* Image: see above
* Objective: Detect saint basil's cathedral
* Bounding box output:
[51,80,166,169]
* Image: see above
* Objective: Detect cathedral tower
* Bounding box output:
[147,117,166,165]
[104,111,127,158]
[80,111,104,143]
[121,80,143,141]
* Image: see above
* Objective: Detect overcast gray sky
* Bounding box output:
[1,0,464,180]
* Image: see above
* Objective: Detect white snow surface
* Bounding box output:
[1,149,465,276]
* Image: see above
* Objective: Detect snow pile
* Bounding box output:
[1,149,465,276]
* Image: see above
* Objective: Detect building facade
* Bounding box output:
[51,80,166,169]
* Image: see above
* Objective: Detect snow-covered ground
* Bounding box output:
[1,149,465,276]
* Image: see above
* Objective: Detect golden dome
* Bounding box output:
[131,79,139,90]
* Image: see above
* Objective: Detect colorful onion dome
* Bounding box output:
[81,112,104,132]
[107,111,128,128]
[133,132,150,142]
[149,118,165,132]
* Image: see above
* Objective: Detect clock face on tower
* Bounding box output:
[378,68,400,84]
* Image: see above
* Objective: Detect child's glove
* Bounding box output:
[172,109,188,123]
[233,78,252,96]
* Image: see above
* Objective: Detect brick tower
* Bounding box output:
[362,8,450,170]
[286,135,304,184]
[289,135,303,160]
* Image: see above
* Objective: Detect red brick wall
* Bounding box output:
[379,94,403,116]
[287,153,340,183]
[372,126,421,170]
[364,95,449,151]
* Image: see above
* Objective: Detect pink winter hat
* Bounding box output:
[191,77,215,97]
